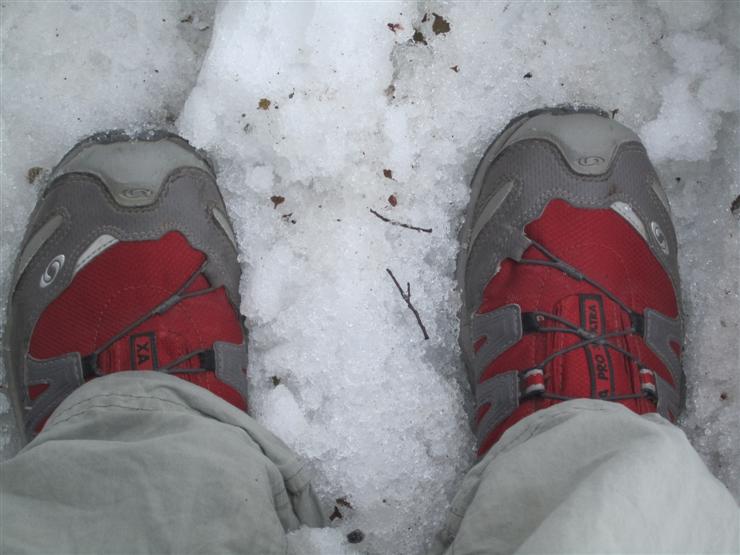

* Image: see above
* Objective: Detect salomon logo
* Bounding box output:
[651,221,669,254]
[576,156,606,167]
[40,255,65,288]
[120,188,153,199]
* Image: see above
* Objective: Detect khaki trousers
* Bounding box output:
[2,372,737,554]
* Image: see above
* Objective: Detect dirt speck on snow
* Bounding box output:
[413,30,427,45]
[347,529,365,544]
[26,166,44,184]
[432,13,451,35]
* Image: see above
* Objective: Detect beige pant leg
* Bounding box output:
[0,372,326,555]
[432,399,739,555]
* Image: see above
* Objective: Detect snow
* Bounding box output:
[288,526,361,555]
[1,1,738,554]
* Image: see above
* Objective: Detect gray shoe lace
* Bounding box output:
[81,260,218,378]
[516,238,656,403]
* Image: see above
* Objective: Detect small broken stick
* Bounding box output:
[370,209,432,233]
[386,269,429,340]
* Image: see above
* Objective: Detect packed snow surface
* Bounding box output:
[1,2,738,553]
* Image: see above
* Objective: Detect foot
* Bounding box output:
[5,131,248,442]
[458,109,684,457]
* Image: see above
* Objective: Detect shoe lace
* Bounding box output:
[81,260,218,378]
[516,238,654,403]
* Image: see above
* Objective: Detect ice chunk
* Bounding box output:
[663,33,725,77]
[698,67,740,113]
[651,0,722,32]
[640,22,738,162]
[287,526,361,555]
[641,77,720,162]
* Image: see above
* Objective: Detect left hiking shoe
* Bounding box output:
[5,131,248,443]
[458,109,685,457]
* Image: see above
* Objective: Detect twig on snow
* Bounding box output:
[386,268,429,340]
[370,209,432,234]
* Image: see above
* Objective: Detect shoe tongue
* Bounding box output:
[100,319,202,373]
[96,275,223,374]
[547,294,634,399]
[93,288,247,412]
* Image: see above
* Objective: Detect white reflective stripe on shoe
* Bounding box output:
[73,234,119,276]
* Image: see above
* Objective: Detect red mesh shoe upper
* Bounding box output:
[29,231,246,419]
[475,199,679,456]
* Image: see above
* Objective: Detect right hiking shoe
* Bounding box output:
[458,109,685,457]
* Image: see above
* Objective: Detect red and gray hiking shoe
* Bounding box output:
[458,109,685,457]
[5,131,248,442]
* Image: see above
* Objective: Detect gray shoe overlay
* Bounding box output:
[4,131,246,443]
[458,108,685,447]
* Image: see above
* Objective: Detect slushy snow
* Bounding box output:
[1,2,738,554]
